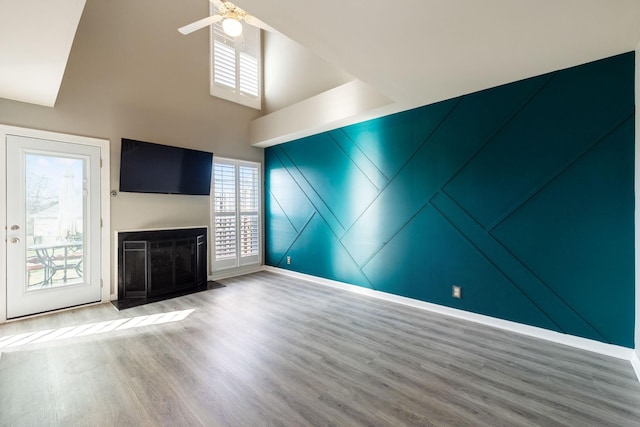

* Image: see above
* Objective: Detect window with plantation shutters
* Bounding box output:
[210,12,261,110]
[211,158,261,270]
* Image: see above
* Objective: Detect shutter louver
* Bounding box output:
[215,216,236,259]
[239,52,259,97]
[214,40,236,89]
[240,214,259,256]
[214,163,236,213]
[239,165,259,257]
[214,162,237,261]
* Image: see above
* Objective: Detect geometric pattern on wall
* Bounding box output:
[265,52,635,347]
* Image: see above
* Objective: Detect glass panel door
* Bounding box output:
[25,154,85,289]
[6,135,101,318]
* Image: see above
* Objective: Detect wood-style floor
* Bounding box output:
[1,271,639,426]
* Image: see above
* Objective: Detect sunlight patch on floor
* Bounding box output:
[0,309,194,350]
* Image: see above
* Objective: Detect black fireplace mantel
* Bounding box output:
[117,227,207,302]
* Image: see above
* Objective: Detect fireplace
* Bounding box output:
[117,227,207,301]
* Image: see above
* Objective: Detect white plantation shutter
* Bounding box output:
[239,165,259,257]
[239,52,259,97]
[210,15,261,109]
[213,39,236,89]
[212,158,261,270]
[213,162,237,262]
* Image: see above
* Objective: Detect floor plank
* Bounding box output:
[1,270,639,426]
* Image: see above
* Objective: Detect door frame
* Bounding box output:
[0,125,111,322]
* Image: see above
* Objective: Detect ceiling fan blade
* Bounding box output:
[178,14,223,35]
[244,15,275,32]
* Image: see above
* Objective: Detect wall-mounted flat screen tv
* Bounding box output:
[119,138,213,195]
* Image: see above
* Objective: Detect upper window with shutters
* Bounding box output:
[210,8,262,110]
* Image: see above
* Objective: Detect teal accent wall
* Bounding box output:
[265,52,635,348]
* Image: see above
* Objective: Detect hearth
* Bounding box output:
[117,227,207,302]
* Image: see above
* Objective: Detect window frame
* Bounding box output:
[210,157,262,272]
[209,3,262,110]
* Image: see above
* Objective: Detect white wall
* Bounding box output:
[251,80,394,147]
[0,0,262,295]
[263,31,353,113]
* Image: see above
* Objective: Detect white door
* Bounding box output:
[6,135,101,318]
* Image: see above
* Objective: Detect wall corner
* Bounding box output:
[635,43,640,374]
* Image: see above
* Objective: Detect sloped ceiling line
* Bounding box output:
[0,0,87,107]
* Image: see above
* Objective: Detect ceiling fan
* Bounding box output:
[178,0,274,37]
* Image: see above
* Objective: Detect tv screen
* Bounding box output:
[119,138,213,195]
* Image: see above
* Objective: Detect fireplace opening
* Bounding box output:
[116,227,209,308]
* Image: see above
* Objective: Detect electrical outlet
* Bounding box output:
[286,256,291,265]
[452,285,462,299]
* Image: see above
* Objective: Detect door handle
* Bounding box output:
[10,238,20,244]
[10,225,19,230]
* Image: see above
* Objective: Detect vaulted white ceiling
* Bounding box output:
[243,0,640,108]
[2,0,640,122]
[0,0,86,107]
[249,0,640,145]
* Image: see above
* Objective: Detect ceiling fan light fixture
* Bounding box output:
[222,17,243,37]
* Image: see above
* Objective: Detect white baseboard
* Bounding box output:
[210,265,265,281]
[631,351,640,383]
[265,267,635,362]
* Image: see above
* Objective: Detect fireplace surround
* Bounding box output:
[117,227,207,302]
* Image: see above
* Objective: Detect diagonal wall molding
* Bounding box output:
[265,52,635,347]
